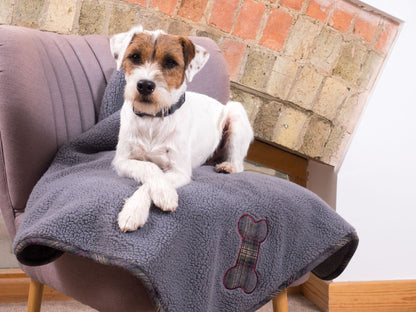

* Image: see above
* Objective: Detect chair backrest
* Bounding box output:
[0,25,229,240]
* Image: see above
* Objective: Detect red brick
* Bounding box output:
[375,19,399,54]
[150,0,178,16]
[354,10,380,44]
[233,0,266,40]
[306,0,333,23]
[178,0,209,22]
[221,38,247,81]
[123,0,146,6]
[329,0,357,32]
[209,0,240,33]
[279,0,305,11]
[259,8,293,51]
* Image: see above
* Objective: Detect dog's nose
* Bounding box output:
[137,80,156,96]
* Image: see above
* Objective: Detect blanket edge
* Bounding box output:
[15,231,358,312]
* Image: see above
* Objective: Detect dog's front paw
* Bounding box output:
[118,188,151,232]
[149,180,178,212]
[118,199,149,232]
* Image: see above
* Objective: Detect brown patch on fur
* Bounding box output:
[122,33,154,76]
[153,35,188,90]
[206,119,231,166]
[122,33,196,91]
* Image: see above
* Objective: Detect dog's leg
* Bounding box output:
[113,158,177,204]
[164,170,191,188]
[118,179,178,232]
[148,176,178,212]
[149,164,190,210]
[163,155,192,188]
[113,158,179,209]
[118,184,151,232]
[113,158,178,230]
[216,101,254,174]
[112,158,164,184]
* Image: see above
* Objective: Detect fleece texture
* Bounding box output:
[13,71,358,312]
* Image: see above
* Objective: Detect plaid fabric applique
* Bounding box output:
[223,214,268,294]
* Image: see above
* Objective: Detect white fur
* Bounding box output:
[185,45,209,82]
[110,25,144,70]
[111,26,254,232]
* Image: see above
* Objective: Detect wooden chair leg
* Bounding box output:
[27,279,44,312]
[272,288,288,312]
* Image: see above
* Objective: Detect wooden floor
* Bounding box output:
[0,293,320,312]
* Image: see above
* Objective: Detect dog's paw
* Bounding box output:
[149,180,178,212]
[118,189,151,232]
[215,162,237,174]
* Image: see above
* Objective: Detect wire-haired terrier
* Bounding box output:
[110,25,253,232]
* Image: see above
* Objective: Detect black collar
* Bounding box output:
[133,93,186,118]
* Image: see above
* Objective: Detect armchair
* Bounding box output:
[0,25,294,312]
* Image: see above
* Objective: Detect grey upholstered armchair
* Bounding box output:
[0,25,298,312]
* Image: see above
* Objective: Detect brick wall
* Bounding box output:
[0,0,399,167]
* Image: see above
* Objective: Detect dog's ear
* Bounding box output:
[110,25,144,71]
[180,37,210,82]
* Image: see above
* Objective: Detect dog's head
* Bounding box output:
[110,26,210,116]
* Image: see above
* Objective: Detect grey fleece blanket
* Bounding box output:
[14,70,358,312]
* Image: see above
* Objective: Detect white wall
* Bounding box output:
[336,0,416,281]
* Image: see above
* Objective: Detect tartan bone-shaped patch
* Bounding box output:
[223,214,268,294]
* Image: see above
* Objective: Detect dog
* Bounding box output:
[110,25,253,232]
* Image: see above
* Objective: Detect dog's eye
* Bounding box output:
[163,58,178,69]
[129,53,142,64]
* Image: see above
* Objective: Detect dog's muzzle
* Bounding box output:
[137,80,156,96]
